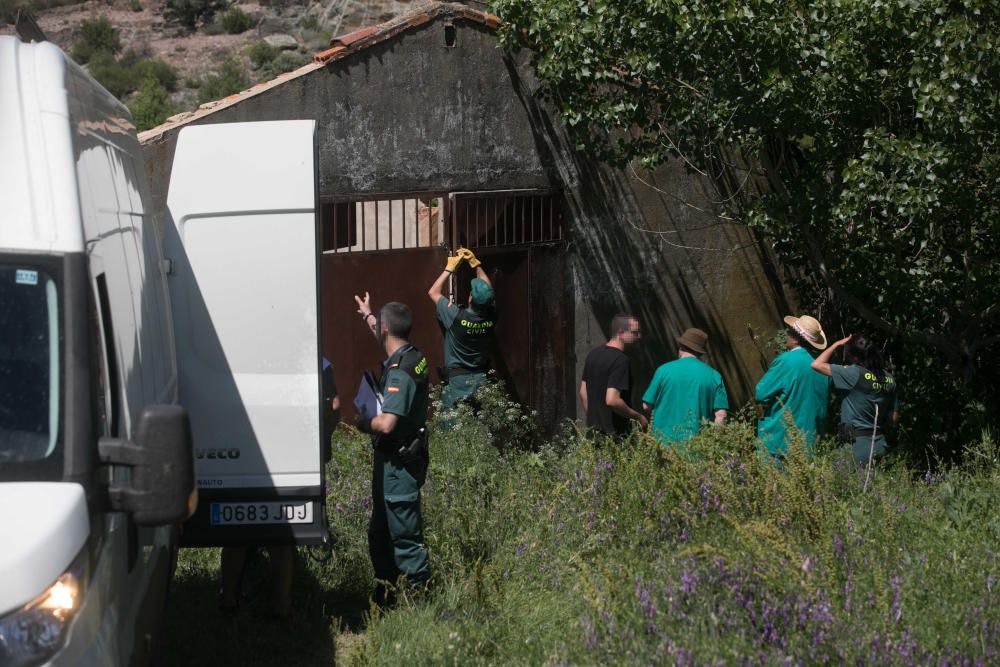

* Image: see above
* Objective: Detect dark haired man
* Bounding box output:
[427,247,496,411]
[642,328,728,447]
[579,313,647,439]
[755,314,831,460]
[353,293,430,593]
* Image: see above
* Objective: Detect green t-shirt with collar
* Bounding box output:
[642,356,729,445]
[755,346,831,456]
[380,343,429,441]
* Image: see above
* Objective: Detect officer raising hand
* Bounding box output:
[353,294,431,598]
[427,247,497,414]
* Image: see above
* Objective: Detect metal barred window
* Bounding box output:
[320,189,562,254]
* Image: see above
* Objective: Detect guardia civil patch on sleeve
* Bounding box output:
[387,386,400,393]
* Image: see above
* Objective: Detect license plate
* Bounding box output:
[210,501,314,526]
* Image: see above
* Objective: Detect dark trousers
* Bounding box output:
[369,447,430,586]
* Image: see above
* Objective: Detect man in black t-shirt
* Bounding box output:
[579,314,648,439]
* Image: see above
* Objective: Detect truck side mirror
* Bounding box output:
[98,405,196,526]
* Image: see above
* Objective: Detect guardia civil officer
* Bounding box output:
[353,293,431,597]
[427,247,496,411]
[811,333,900,464]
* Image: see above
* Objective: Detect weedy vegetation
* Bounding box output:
[168,379,1000,665]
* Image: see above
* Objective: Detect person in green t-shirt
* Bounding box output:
[755,314,831,461]
[811,333,900,464]
[427,247,496,412]
[642,328,728,448]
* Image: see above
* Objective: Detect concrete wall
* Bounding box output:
[142,13,792,419]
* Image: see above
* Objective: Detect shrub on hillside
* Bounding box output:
[196,58,248,105]
[71,16,120,64]
[220,6,251,34]
[256,51,312,81]
[164,0,223,29]
[86,51,178,99]
[246,41,278,70]
[130,76,176,132]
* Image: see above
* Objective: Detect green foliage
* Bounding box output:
[220,6,252,34]
[166,383,1000,665]
[255,51,312,82]
[299,14,319,31]
[164,0,224,29]
[495,0,1000,457]
[129,0,142,12]
[246,41,279,70]
[86,49,178,100]
[196,57,248,104]
[71,15,120,64]
[129,76,176,132]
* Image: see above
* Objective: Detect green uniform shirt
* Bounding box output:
[830,364,898,431]
[642,356,729,445]
[380,343,429,441]
[755,346,830,456]
[436,296,496,370]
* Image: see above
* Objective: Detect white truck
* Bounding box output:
[0,35,326,665]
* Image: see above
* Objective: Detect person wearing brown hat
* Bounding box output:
[755,315,832,461]
[641,328,729,447]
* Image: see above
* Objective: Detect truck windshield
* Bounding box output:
[0,265,60,467]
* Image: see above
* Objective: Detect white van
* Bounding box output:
[0,36,195,665]
[0,36,325,665]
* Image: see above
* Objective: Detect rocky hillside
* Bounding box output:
[1,0,429,125]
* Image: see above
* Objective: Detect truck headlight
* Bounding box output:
[0,548,88,667]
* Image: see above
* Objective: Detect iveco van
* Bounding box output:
[0,37,194,665]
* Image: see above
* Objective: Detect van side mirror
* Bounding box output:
[98,405,196,526]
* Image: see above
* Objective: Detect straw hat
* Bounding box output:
[675,328,708,355]
[783,315,828,350]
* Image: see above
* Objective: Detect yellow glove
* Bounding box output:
[445,254,463,273]
[459,247,481,269]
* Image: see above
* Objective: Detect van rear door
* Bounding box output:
[163,120,324,545]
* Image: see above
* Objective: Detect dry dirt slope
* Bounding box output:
[1,0,425,112]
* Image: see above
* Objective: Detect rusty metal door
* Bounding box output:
[321,247,447,421]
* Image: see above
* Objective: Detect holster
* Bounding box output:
[377,428,428,463]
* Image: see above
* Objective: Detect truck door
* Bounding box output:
[163,121,324,546]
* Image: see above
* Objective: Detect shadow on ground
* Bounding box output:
[164,547,369,667]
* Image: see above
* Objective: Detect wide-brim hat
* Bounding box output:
[783,314,828,350]
[470,278,494,306]
[675,327,708,355]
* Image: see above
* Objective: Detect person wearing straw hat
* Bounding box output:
[755,314,831,461]
[427,247,496,412]
[641,327,729,447]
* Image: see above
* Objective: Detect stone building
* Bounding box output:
[140,1,792,429]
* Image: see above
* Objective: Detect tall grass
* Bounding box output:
[169,380,1000,665]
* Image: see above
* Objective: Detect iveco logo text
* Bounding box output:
[195,448,241,460]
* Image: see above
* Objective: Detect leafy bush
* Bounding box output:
[196,58,248,105]
[245,41,278,70]
[129,0,142,11]
[220,6,251,34]
[256,51,311,81]
[71,16,120,64]
[164,0,223,29]
[86,50,178,99]
[129,76,176,132]
[165,381,1000,665]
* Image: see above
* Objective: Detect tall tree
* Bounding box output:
[496,0,1000,450]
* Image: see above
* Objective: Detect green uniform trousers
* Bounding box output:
[441,371,486,411]
[369,447,429,586]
